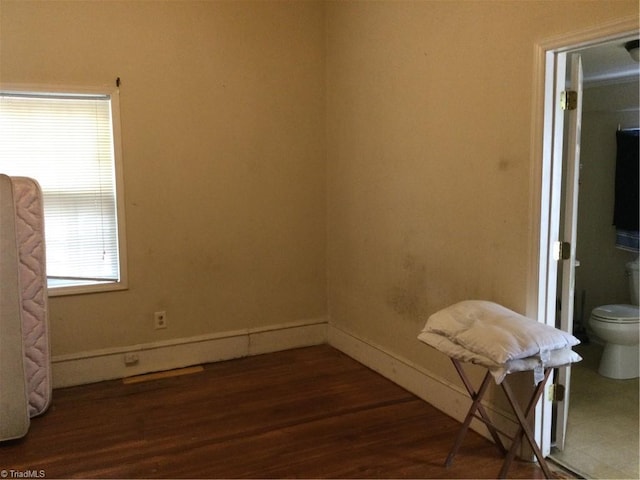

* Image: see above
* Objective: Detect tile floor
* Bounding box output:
[550,343,639,479]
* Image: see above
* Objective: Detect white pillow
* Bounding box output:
[417,331,582,384]
[421,300,580,365]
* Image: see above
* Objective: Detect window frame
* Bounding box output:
[0,83,128,297]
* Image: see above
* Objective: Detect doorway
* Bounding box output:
[530,18,639,479]
[551,41,639,480]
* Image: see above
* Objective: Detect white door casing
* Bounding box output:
[528,16,639,458]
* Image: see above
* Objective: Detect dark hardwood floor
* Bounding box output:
[0,345,563,478]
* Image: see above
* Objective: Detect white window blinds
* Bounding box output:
[0,90,122,289]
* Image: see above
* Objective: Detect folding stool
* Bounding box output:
[444,358,554,479]
[418,300,582,479]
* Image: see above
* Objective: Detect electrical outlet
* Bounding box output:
[124,352,139,366]
[154,311,167,329]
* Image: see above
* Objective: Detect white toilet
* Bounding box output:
[589,258,640,379]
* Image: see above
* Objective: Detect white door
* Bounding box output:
[555,53,583,450]
[532,18,637,461]
[537,50,584,455]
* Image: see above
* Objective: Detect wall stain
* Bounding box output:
[497,158,510,171]
[387,254,428,319]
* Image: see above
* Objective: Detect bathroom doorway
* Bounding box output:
[552,40,639,479]
[531,18,639,479]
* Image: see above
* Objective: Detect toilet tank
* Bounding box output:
[627,258,639,305]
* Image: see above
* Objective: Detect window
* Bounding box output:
[0,85,127,296]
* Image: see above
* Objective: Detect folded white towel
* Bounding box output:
[421,300,580,365]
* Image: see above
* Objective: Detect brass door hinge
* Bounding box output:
[548,383,566,403]
[554,241,571,261]
[561,90,578,111]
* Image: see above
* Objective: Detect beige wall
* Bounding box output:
[1,0,327,355]
[1,0,638,392]
[325,0,639,387]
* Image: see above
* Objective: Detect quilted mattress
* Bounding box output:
[12,177,51,417]
[0,174,30,440]
[0,175,51,441]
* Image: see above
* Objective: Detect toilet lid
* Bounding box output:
[592,304,640,323]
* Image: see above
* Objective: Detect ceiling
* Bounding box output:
[577,38,640,85]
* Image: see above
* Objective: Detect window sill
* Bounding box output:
[47,280,128,297]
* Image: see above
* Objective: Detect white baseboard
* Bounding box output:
[327,324,518,444]
[52,318,328,388]
[52,318,518,447]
